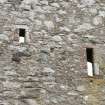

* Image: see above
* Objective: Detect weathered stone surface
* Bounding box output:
[43,67,55,73]
[51,3,60,8]
[52,36,62,42]
[44,20,54,30]
[89,8,97,15]
[81,0,96,6]
[0,34,9,41]
[0,0,7,3]
[3,81,21,89]
[25,99,39,105]
[23,0,38,4]
[0,0,104,105]
[67,91,79,96]
[93,16,103,25]
[99,10,105,17]
[77,85,86,92]
[74,23,94,32]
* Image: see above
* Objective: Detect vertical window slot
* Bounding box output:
[86,48,94,76]
[19,28,25,43]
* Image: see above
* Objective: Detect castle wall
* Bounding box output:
[0,0,105,105]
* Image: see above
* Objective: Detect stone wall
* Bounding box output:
[0,0,105,105]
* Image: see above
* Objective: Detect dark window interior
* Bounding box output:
[19,28,25,37]
[86,48,94,63]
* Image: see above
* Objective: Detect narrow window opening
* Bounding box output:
[86,48,94,76]
[19,28,25,43]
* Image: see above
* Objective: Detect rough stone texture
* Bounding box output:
[0,0,105,105]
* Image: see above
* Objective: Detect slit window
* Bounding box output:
[19,28,25,43]
[86,48,94,76]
